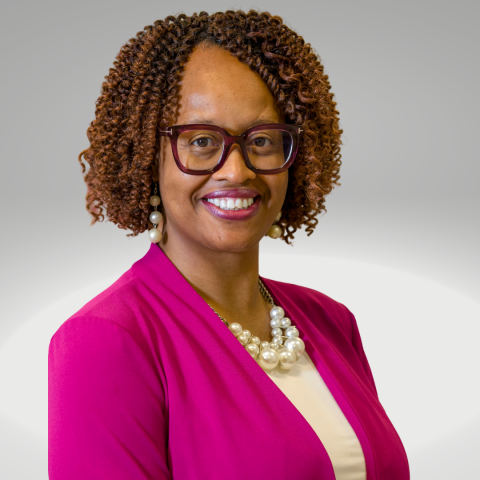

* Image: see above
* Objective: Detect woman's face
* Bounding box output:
[156,45,288,254]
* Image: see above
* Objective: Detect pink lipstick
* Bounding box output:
[201,189,261,221]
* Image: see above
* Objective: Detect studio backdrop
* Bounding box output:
[0,1,478,479]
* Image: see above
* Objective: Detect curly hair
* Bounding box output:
[79,9,343,244]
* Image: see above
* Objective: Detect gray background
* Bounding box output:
[1,0,479,478]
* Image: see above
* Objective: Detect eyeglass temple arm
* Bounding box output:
[158,128,172,136]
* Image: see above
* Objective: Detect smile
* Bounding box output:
[205,197,255,211]
[201,189,261,221]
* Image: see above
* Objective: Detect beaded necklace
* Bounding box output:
[208,279,305,372]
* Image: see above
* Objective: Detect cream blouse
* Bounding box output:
[266,351,367,480]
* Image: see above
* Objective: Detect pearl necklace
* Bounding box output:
[208,279,306,372]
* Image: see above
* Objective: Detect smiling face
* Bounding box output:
[155,45,288,254]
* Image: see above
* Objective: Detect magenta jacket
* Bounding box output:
[48,243,409,479]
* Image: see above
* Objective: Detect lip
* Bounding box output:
[201,196,261,221]
[202,189,259,199]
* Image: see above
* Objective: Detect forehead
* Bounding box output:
[175,45,282,130]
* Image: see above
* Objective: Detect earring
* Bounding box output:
[148,182,163,243]
[267,211,283,239]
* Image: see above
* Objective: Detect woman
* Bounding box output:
[48,10,409,480]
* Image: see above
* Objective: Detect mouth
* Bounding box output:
[201,189,261,220]
[205,196,257,211]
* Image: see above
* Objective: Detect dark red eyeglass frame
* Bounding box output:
[158,123,303,175]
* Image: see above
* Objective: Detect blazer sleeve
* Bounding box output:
[48,316,171,480]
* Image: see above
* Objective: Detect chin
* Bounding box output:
[205,232,262,254]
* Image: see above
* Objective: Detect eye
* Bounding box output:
[252,136,273,147]
[192,137,215,148]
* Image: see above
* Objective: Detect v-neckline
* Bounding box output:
[142,245,334,471]
[261,276,377,480]
[139,244,375,479]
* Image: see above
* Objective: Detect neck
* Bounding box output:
[159,229,273,341]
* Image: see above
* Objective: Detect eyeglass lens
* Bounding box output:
[176,129,293,171]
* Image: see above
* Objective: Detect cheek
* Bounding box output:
[267,172,289,204]
[159,152,202,217]
[159,150,181,210]
[159,141,180,195]
[281,173,289,196]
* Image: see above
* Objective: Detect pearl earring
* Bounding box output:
[267,211,283,239]
[148,183,163,243]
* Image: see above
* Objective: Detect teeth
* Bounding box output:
[205,197,256,211]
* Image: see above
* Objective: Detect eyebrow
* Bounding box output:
[180,119,280,127]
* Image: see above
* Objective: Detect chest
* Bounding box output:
[163,347,336,480]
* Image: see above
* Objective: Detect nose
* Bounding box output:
[211,143,256,183]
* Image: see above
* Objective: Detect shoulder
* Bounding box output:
[62,265,154,329]
[50,268,153,356]
[70,269,141,323]
[264,277,352,316]
[262,277,356,339]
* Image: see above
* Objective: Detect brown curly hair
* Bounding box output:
[78,9,343,244]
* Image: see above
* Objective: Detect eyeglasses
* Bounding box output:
[158,123,303,175]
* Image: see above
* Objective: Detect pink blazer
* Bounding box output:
[48,243,409,479]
